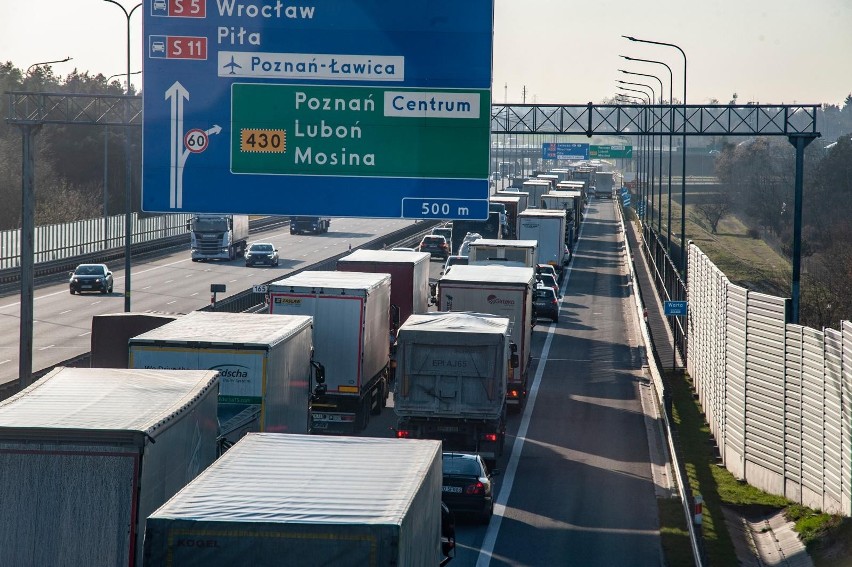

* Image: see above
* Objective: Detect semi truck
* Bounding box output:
[90,311,178,368]
[468,238,538,268]
[337,249,431,385]
[595,171,615,198]
[518,209,569,274]
[0,367,219,567]
[188,213,249,261]
[490,195,521,239]
[394,312,517,466]
[290,216,331,234]
[144,433,445,567]
[437,265,535,412]
[267,271,391,433]
[522,179,551,209]
[128,311,316,446]
[541,189,583,225]
[496,189,529,214]
[451,211,502,255]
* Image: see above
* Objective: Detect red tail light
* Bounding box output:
[396,430,411,439]
[482,433,498,442]
[552,298,558,305]
[508,389,519,399]
[465,481,485,495]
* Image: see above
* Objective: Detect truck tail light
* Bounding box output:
[396,429,411,439]
[482,433,498,442]
[465,482,485,495]
[508,389,519,399]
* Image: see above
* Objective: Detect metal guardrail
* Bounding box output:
[0,220,436,402]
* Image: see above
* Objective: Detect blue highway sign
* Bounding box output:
[142,1,494,219]
[664,301,688,316]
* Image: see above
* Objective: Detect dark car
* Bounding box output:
[441,452,499,524]
[536,272,561,299]
[533,284,559,322]
[418,235,450,260]
[69,263,113,294]
[245,242,279,267]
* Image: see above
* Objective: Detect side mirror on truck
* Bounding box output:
[311,361,327,399]
[390,304,401,331]
[510,354,520,369]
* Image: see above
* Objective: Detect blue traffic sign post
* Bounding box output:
[663,300,687,372]
[143,1,494,219]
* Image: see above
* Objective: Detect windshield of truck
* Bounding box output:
[192,218,228,232]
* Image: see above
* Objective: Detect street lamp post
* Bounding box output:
[620,70,665,236]
[617,91,650,221]
[104,0,142,312]
[616,95,645,214]
[622,55,675,256]
[26,57,73,76]
[618,83,655,225]
[623,36,687,274]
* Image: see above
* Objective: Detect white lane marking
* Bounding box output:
[228,279,237,283]
[165,280,174,284]
[90,301,101,305]
[0,359,10,365]
[190,292,199,296]
[59,310,72,315]
[38,345,55,351]
[142,286,152,290]
[184,274,193,278]
[166,300,177,305]
[476,206,587,567]
[78,332,91,337]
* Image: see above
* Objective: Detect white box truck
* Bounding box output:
[188,214,249,261]
[469,238,538,268]
[522,179,551,208]
[143,433,444,567]
[438,265,535,412]
[518,209,569,273]
[128,311,315,446]
[0,367,219,567]
[267,271,391,433]
[394,312,518,466]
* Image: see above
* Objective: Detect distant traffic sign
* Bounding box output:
[143,1,494,219]
[664,301,688,316]
[542,143,589,160]
[590,145,633,159]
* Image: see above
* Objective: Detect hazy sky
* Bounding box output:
[2,0,850,106]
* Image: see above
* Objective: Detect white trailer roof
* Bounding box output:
[130,311,312,347]
[490,195,520,204]
[545,191,582,198]
[401,312,510,335]
[439,264,535,285]
[518,209,568,219]
[0,367,218,435]
[270,270,390,293]
[338,249,430,265]
[149,433,441,524]
[471,239,537,248]
[523,180,551,186]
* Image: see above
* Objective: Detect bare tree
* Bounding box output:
[695,189,732,234]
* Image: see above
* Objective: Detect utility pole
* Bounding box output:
[522,85,527,104]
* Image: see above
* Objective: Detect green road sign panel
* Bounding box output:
[590,145,633,159]
[231,84,490,179]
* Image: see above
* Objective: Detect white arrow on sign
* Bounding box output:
[166,81,189,209]
[165,82,223,210]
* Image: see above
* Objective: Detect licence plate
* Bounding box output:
[437,426,458,433]
[312,422,328,429]
[442,486,462,493]
[81,285,92,288]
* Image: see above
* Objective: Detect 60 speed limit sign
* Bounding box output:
[184,128,209,153]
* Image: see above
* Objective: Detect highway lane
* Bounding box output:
[0,217,415,386]
[363,198,669,566]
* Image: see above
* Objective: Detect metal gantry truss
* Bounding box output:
[6,91,142,126]
[490,102,820,137]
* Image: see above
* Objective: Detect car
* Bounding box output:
[441,452,499,524]
[533,284,559,322]
[535,263,559,282]
[431,226,453,244]
[536,272,561,298]
[418,235,450,259]
[440,255,469,276]
[69,263,113,294]
[245,242,279,267]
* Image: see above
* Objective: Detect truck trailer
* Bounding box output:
[144,433,444,567]
[394,312,516,466]
[438,265,535,412]
[0,367,219,567]
[518,209,569,273]
[522,179,551,209]
[90,311,179,368]
[128,311,315,446]
[489,195,521,239]
[468,238,538,268]
[267,271,391,433]
[188,213,249,261]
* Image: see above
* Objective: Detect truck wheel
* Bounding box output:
[228,245,235,261]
